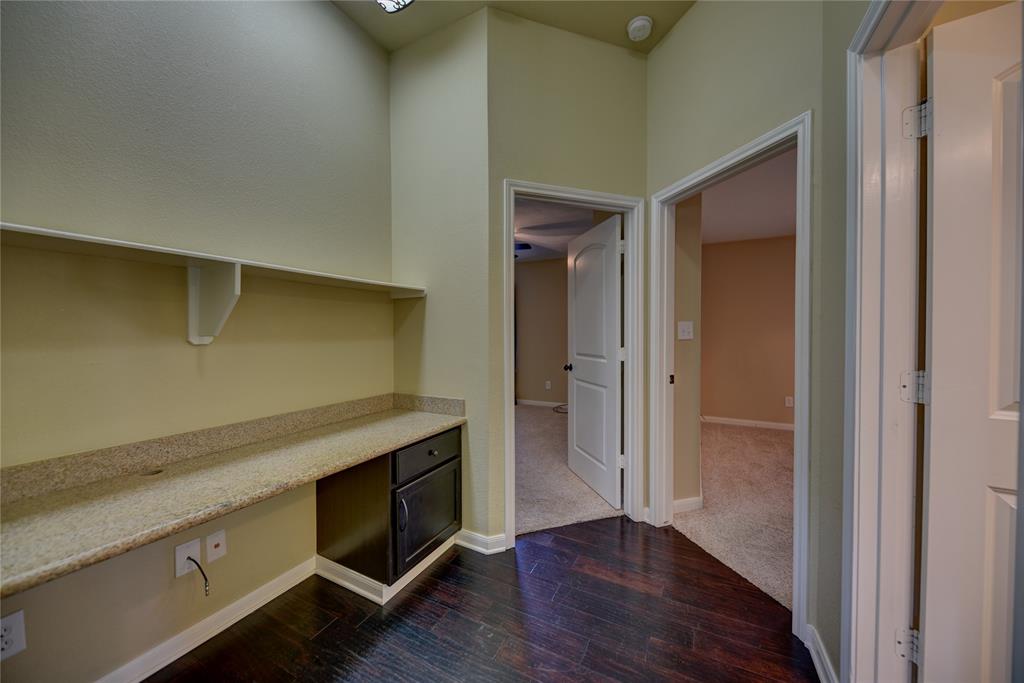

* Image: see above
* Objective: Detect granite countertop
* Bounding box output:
[0,409,465,598]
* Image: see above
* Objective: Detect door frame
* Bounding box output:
[647,111,812,640]
[842,2,968,682]
[847,4,1024,681]
[503,179,645,549]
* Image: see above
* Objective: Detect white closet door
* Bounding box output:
[922,3,1021,680]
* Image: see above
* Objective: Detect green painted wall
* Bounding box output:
[1,1,391,279]
[390,11,493,531]
[646,0,869,667]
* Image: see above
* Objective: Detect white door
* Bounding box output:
[922,3,1021,680]
[567,215,621,508]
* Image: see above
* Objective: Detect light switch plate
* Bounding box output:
[206,530,227,563]
[677,321,694,341]
[1,610,26,661]
[175,539,201,577]
[785,396,794,408]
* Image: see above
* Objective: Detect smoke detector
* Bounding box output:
[627,16,653,42]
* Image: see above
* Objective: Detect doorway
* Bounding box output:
[649,112,812,639]
[671,149,799,609]
[845,3,1023,680]
[503,180,644,549]
[512,199,621,534]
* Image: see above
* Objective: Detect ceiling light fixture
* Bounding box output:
[376,0,414,14]
[627,16,653,42]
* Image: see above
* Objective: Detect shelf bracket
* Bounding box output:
[187,260,241,345]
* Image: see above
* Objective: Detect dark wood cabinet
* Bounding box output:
[394,458,461,577]
[316,427,461,586]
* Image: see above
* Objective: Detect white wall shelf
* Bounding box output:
[1,222,426,345]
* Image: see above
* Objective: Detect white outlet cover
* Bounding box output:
[544,380,551,390]
[206,530,227,562]
[1,610,27,661]
[175,539,201,577]
[677,320,694,340]
[785,396,794,407]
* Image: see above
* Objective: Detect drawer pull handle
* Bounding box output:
[428,449,439,457]
[399,498,409,531]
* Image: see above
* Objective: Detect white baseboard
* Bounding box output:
[804,624,838,683]
[97,557,316,683]
[673,496,704,514]
[641,499,703,523]
[700,415,794,431]
[454,529,508,554]
[640,507,673,527]
[515,399,565,408]
[316,535,456,605]
[315,555,386,604]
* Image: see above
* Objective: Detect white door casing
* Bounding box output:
[503,180,644,550]
[567,215,622,508]
[922,3,1022,680]
[648,112,811,641]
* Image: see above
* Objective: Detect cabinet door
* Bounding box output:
[393,457,461,580]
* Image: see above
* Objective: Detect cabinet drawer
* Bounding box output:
[394,457,461,579]
[394,428,460,485]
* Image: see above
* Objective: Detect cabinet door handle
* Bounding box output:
[399,498,409,532]
[428,449,439,457]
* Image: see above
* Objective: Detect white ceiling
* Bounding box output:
[332,1,693,54]
[701,148,797,244]
[515,150,796,260]
[514,198,594,262]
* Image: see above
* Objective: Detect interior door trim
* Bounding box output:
[502,179,645,550]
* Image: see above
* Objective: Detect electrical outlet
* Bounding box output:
[785,396,794,408]
[544,380,551,390]
[677,321,694,340]
[1,610,27,661]
[206,530,227,562]
[175,539,201,577]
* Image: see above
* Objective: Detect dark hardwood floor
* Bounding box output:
[148,517,818,682]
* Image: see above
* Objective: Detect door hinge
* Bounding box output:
[900,370,930,405]
[617,453,626,469]
[668,374,675,385]
[618,240,626,254]
[902,99,932,138]
[895,627,920,664]
[618,347,626,361]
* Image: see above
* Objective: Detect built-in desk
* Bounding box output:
[0,408,465,598]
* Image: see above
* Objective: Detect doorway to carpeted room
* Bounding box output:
[670,149,798,609]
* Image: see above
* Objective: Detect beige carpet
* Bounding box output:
[515,404,621,534]
[673,422,794,608]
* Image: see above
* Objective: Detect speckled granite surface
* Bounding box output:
[394,393,465,417]
[0,409,465,597]
[2,393,463,504]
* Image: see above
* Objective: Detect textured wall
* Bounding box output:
[1,246,395,466]
[515,259,568,404]
[0,1,391,280]
[673,196,702,501]
[390,12,492,532]
[701,236,796,425]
